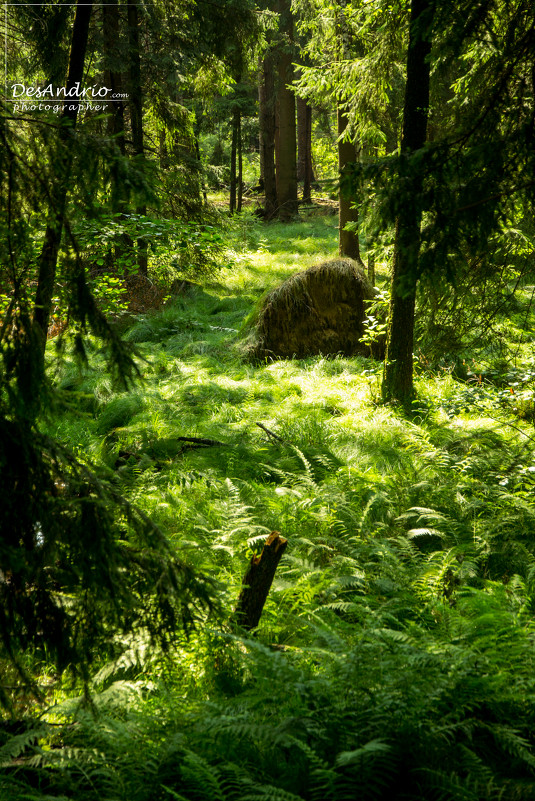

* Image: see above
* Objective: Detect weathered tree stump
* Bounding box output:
[235,532,288,630]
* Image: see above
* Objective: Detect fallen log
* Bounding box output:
[235,531,288,631]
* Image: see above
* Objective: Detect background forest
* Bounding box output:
[1,0,535,799]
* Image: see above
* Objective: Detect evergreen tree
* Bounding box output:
[382,0,432,405]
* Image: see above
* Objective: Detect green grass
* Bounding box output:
[22,208,535,800]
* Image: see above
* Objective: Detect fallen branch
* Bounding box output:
[255,422,288,445]
[176,436,225,447]
[235,531,288,631]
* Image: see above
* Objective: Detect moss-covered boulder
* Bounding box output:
[245,258,379,360]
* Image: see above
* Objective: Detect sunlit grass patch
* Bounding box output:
[223,214,339,292]
[41,209,535,656]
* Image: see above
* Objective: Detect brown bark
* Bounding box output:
[103,1,125,158]
[337,106,362,263]
[367,252,376,286]
[275,0,298,221]
[230,106,238,214]
[382,0,432,406]
[230,105,242,213]
[33,1,93,363]
[127,0,148,275]
[235,532,288,631]
[297,97,314,203]
[103,0,132,263]
[237,112,243,213]
[259,50,277,218]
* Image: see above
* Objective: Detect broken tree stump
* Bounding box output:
[234,532,288,631]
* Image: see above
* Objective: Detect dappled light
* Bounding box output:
[2,0,535,798]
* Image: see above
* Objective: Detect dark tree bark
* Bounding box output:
[237,111,243,212]
[235,532,288,630]
[230,106,238,214]
[382,0,432,406]
[194,135,208,204]
[33,1,93,363]
[229,104,242,213]
[103,0,132,263]
[275,0,298,221]
[259,50,278,218]
[127,0,148,275]
[297,97,314,203]
[103,0,125,160]
[367,252,376,285]
[337,106,362,263]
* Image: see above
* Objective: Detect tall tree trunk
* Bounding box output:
[193,108,208,204]
[335,0,361,260]
[297,97,314,203]
[127,0,148,275]
[103,0,131,264]
[33,1,93,365]
[382,0,432,406]
[259,50,277,218]
[237,111,243,212]
[275,0,298,221]
[337,105,362,262]
[230,106,238,214]
[103,0,125,161]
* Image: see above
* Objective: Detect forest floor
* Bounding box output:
[25,209,535,799]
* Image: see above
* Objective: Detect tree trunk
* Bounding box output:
[229,104,242,214]
[127,0,148,275]
[235,532,288,630]
[297,97,314,203]
[193,107,208,204]
[33,1,93,365]
[275,0,298,221]
[259,50,277,218]
[194,135,208,204]
[382,0,432,406]
[230,106,238,214]
[103,0,131,263]
[237,111,243,212]
[258,77,265,192]
[337,105,362,262]
[367,252,376,286]
[103,0,125,160]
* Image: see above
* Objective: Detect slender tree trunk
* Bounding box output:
[127,0,148,275]
[367,252,376,285]
[259,50,277,218]
[337,105,362,263]
[33,1,93,364]
[258,75,265,192]
[382,0,432,406]
[237,112,243,212]
[194,135,208,204]
[297,97,314,203]
[193,108,208,204]
[230,97,242,214]
[230,107,238,214]
[275,0,298,221]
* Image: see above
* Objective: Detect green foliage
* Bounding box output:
[360,286,389,357]
[76,213,227,288]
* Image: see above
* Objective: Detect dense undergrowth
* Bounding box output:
[3,211,535,800]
